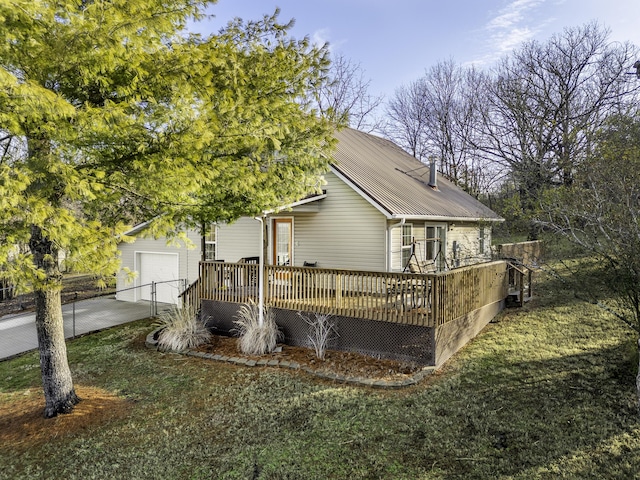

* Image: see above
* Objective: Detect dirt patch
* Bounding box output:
[0,275,115,318]
[193,334,424,382]
[0,385,132,453]
[1,339,423,455]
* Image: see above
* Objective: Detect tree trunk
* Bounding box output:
[30,225,79,418]
[637,339,640,414]
[35,286,79,418]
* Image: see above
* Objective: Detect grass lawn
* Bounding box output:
[1,268,639,479]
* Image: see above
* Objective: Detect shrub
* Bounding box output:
[155,302,212,352]
[234,302,282,355]
[299,312,337,360]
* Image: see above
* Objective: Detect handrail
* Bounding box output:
[198,260,511,327]
[506,261,533,306]
[507,262,528,275]
[179,278,200,308]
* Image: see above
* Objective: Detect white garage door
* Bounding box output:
[137,252,180,305]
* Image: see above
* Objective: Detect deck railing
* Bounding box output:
[197,260,512,328]
[507,262,533,306]
[432,261,510,325]
[179,278,200,309]
[496,240,543,266]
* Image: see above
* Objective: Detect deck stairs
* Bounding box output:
[506,261,534,307]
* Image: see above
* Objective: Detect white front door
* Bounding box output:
[272,218,292,266]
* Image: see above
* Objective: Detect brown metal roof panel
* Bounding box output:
[332,128,502,221]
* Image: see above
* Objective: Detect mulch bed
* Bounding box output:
[192,334,425,382]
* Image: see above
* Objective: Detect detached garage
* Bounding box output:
[116,226,201,306]
[136,252,180,304]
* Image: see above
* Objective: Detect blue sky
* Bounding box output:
[193,0,640,99]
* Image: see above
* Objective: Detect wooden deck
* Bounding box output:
[182,260,525,328]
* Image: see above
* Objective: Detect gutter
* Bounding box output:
[389,214,505,223]
[263,191,328,215]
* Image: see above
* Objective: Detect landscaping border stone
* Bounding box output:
[146,328,434,388]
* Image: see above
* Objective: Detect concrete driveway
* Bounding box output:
[0,296,172,361]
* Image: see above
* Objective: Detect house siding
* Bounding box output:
[276,171,387,271]
[116,229,201,302]
[216,216,262,263]
[375,221,495,272]
[447,223,491,268]
[216,172,387,271]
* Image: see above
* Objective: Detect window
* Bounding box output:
[204,225,216,261]
[273,218,293,266]
[479,226,485,255]
[426,224,446,270]
[401,224,413,270]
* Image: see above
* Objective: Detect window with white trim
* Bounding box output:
[426,224,447,271]
[204,225,216,261]
[401,224,413,270]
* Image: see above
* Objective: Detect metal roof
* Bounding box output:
[331,128,503,222]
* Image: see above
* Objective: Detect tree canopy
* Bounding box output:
[0,0,335,416]
[539,113,640,330]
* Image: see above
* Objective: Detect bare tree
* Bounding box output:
[312,53,384,132]
[385,78,431,159]
[481,22,640,232]
[422,60,499,196]
[385,60,499,197]
[312,55,384,132]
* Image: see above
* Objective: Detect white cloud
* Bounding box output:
[492,27,537,55]
[311,27,349,55]
[311,28,331,47]
[476,0,553,63]
[486,0,544,31]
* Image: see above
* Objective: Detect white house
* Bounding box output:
[117,128,502,304]
[215,128,502,272]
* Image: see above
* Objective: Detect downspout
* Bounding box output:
[254,215,266,326]
[200,222,207,262]
[386,217,405,272]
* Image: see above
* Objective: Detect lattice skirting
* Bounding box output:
[200,300,435,366]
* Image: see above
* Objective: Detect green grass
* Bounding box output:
[1,268,640,479]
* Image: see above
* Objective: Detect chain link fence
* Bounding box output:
[0,279,185,360]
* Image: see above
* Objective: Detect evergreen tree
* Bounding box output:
[0,0,335,417]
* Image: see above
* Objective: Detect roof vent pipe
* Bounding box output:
[428,159,438,189]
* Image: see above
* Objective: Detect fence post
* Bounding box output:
[151,281,156,317]
[72,292,78,338]
[431,276,439,327]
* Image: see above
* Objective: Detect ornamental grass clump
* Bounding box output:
[156,302,212,352]
[234,302,282,355]
[299,312,337,360]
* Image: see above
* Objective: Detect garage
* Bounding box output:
[136,252,180,305]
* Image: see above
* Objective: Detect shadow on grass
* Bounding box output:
[393,313,639,478]
[209,295,640,479]
[1,298,639,479]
